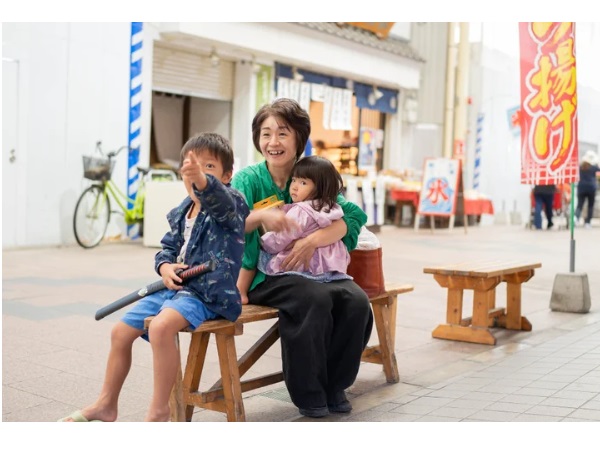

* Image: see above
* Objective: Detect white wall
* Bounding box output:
[2,23,133,248]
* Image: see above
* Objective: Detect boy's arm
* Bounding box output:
[195,176,249,231]
[260,206,309,254]
[236,267,255,305]
[181,151,248,230]
[154,209,182,276]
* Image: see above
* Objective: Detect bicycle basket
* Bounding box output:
[82,156,115,181]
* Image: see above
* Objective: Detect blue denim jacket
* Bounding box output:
[154,174,249,322]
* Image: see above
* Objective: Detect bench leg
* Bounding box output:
[179,332,211,421]
[215,334,245,422]
[502,271,534,331]
[472,288,494,329]
[432,275,501,345]
[432,323,497,345]
[371,300,399,383]
[389,293,398,346]
[169,334,185,422]
[446,288,464,325]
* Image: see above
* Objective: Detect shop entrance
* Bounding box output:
[308,97,386,177]
[151,41,234,170]
[150,91,232,170]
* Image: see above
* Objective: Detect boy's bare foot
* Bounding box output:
[144,409,171,422]
[60,405,117,422]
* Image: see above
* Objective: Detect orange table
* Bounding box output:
[390,188,420,226]
[391,189,494,226]
[463,198,494,216]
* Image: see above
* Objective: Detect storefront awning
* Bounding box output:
[275,62,399,114]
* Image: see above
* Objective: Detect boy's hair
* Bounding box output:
[252,98,311,160]
[292,156,343,212]
[179,132,234,174]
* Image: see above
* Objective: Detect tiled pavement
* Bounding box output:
[2,222,599,437]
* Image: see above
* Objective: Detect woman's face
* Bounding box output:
[258,115,297,171]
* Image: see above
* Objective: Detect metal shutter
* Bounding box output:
[152,42,234,101]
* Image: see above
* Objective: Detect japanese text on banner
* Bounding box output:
[519,22,579,185]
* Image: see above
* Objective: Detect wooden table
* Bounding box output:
[423,261,542,345]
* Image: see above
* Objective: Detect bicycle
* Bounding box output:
[73,141,177,249]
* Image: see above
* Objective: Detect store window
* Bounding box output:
[308,97,386,176]
[274,63,396,176]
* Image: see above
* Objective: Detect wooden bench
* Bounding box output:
[144,283,414,422]
[423,261,541,345]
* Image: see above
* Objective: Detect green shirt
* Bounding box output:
[231,161,367,291]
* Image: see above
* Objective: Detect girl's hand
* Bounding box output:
[260,208,299,233]
[280,235,316,272]
[159,263,189,290]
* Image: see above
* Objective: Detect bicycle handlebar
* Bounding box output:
[95,141,130,159]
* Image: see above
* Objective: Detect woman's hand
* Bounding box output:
[280,234,317,272]
[159,263,188,290]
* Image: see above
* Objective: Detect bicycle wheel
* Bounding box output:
[73,185,111,248]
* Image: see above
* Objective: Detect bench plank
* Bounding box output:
[424,261,542,278]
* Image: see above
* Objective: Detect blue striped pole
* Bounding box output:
[127,22,143,237]
[472,112,484,190]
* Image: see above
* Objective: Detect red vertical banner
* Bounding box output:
[519,22,579,185]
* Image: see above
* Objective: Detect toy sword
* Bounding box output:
[94,259,217,321]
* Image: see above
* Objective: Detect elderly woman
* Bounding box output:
[231,98,373,418]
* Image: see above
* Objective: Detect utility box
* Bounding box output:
[143,181,187,248]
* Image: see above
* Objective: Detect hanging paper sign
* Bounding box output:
[311,83,325,102]
[330,88,344,130]
[288,80,300,102]
[299,82,311,113]
[322,86,333,130]
[341,89,354,130]
[277,77,290,99]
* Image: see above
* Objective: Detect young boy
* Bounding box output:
[59,132,249,422]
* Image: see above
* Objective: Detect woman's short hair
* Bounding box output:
[292,155,343,211]
[252,98,311,160]
[180,132,234,174]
